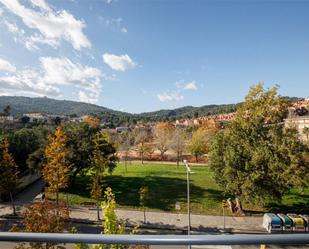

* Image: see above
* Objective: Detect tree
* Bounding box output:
[20,116,30,124]
[13,200,69,249]
[119,131,134,172]
[170,128,186,166]
[187,128,208,162]
[0,138,18,215]
[9,128,40,172]
[135,129,152,164]
[209,84,309,204]
[92,187,126,249]
[90,132,117,220]
[83,115,100,129]
[3,105,11,116]
[63,122,98,185]
[153,122,175,160]
[303,127,309,145]
[42,128,70,204]
[64,123,95,184]
[139,186,150,223]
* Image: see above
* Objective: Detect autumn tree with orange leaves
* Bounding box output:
[153,122,175,160]
[42,128,70,204]
[13,200,69,249]
[83,115,100,129]
[0,138,18,215]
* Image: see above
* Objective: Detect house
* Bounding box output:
[285,115,309,142]
[0,115,14,123]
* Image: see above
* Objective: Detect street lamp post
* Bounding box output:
[183,160,192,249]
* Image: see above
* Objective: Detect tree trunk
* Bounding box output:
[9,192,16,215]
[195,154,198,163]
[96,200,100,220]
[141,152,144,164]
[176,151,179,167]
[160,151,164,161]
[125,152,128,172]
[56,190,59,205]
[235,197,245,216]
[143,207,146,223]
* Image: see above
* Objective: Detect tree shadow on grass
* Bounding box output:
[103,175,208,211]
[67,174,225,211]
[265,193,309,214]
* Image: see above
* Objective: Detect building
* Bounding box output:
[0,115,14,123]
[285,115,309,142]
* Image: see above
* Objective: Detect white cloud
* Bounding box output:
[183,80,198,90]
[176,80,198,91]
[157,92,183,102]
[78,90,99,104]
[121,27,127,33]
[102,53,136,72]
[0,57,16,72]
[0,69,60,96]
[30,0,51,12]
[0,0,91,50]
[4,20,19,33]
[40,57,102,103]
[0,57,102,103]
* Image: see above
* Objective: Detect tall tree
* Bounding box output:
[0,138,18,215]
[90,132,117,220]
[139,186,150,223]
[170,128,187,167]
[153,122,175,160]
[187,128,208,162]
[92,187,126,249]
[3,105,11,116]
[42,128,70,204]
[64,122,98,185]
[209,84,309,203]
[119,131,134,172]
[134,129,152,164]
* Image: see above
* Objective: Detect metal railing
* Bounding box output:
[0,233,309,245]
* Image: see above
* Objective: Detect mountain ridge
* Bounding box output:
[0,95,302,122]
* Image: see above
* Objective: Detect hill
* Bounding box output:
[0,96,302,123]
[0,96,129,117]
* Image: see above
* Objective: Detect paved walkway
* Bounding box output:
[70,207,263,233]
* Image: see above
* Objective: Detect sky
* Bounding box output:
[0,0,308,113]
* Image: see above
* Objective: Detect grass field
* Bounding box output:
[60,162,309,215]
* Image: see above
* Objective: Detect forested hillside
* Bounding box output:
[0,96,301,122]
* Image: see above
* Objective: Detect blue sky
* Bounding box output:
[0,0,308,113]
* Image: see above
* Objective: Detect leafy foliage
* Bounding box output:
[13,200,69,249]
[43,128,70,204]
[209,84,309,203]
[0,138,18,214]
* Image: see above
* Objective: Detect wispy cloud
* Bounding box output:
[157,91,183,102]
[102,53,136,72]
[0,0,91,50]
[0,57,102,103]
[175,80,198,91]
[99,16,128,33]
[0,57,16,72]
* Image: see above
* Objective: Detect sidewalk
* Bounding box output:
[70,206,264,233]
[1,203,263,233]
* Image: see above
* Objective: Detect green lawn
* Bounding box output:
[60,162,309,215]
